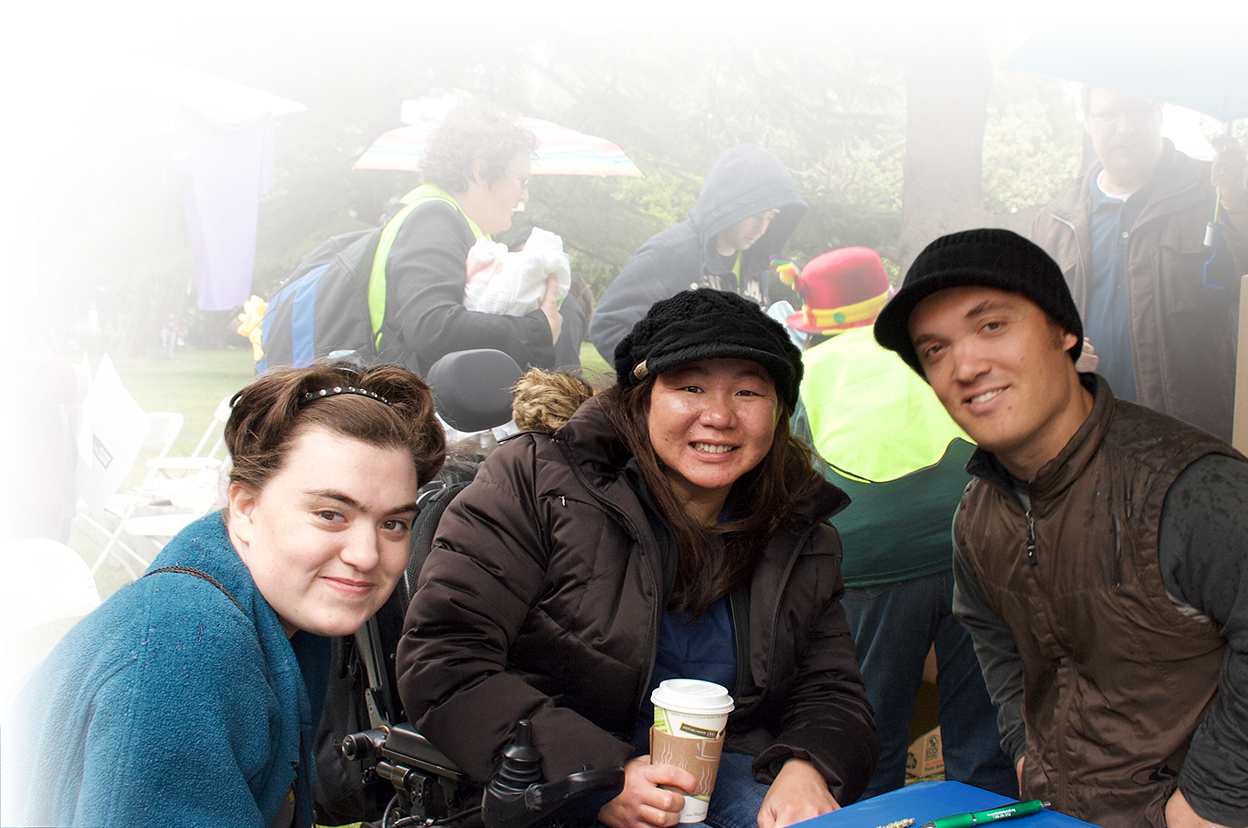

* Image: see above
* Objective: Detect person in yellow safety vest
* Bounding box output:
[787,247,1017,798]
[372,103,585,377]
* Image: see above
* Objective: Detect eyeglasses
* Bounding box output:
[1087,102,1160,126]
[506,171,532,191]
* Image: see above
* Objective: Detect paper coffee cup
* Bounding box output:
[650,679,734,823]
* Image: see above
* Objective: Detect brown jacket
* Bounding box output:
[954,377,1237,828]
[395,395,879,803]
[1032,140,1246,442]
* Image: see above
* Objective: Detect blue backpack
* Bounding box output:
[256,229,380,374]
[255,186,480,374]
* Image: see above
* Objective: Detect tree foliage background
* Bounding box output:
[8,2,1150,357]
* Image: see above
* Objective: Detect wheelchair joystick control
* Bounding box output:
[480,718,624,828]
[488,720,543,797]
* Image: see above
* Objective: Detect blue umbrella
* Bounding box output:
[1003,22,1248,123]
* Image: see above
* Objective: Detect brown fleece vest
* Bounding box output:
[955,380,1235,828]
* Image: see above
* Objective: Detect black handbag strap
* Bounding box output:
[144,565,244,615]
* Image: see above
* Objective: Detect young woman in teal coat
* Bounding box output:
[4,363,445,828]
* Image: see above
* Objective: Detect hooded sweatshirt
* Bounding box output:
[589,145,807,360]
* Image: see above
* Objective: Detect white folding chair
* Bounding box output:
[144,393,232,481]
[168,394,232,472]
[74,395,235,579]
[73,411,185,579]
[122,465,226,545]
[118,394,234,553]
[0,540,101,629]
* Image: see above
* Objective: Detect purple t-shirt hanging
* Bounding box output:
[165,107,274,311]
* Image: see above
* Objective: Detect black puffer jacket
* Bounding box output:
[395,395,878,804]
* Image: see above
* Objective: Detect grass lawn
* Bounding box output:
[578,341,612,383]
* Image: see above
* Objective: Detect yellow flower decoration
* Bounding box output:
[771,258,799,287]
[236,295,268,361]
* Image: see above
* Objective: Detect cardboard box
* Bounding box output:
[906,726,944,779]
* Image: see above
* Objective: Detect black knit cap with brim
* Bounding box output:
[874,228,1083,378]
[615,288,804,409]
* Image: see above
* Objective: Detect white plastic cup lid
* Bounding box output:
[651,678,734,716]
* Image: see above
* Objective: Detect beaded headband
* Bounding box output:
[299,385,392,408]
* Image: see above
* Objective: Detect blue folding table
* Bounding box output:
[798,781,1096,828]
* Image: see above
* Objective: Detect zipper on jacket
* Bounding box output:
[1025,509,1038,567]
[551,433,665,718]
[728,590,751,703]
[743,520,825,722]
[1113,517,1123,586]
[976,460,1037,568]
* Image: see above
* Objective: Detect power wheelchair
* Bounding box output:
[320,350,625,828]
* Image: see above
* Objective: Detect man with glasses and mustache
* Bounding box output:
[1033,86,1248,442]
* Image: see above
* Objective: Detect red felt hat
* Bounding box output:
[786,247,893,334]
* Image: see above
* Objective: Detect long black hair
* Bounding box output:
[598,377,825,619]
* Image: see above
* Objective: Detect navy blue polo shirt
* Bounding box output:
[1085,169,1150,402]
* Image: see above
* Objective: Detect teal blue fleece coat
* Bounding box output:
[5,511,331,827]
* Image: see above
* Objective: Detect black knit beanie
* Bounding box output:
[614,289,804,409]
[874,228,1083,377]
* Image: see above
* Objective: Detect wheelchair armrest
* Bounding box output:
[382,722,465,777]
[341,722,466,780]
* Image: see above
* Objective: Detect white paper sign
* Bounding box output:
[74,355,150,512]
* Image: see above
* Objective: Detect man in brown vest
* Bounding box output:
[873,228,1248,828]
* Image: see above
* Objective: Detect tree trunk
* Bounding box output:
[898,28,1032,275]
[112,278,189,359]
[36,152,94,334]
[898,11,993,274]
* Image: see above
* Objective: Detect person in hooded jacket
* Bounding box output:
[588,145,808,360]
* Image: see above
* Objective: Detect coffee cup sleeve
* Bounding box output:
[649,727,724,796]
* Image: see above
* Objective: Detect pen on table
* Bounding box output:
[917,799,1051,828]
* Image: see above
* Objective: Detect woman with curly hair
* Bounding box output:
[5,363,445,828]
[374,103,582,376]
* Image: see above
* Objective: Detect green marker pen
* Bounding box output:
[917,799,1051,828]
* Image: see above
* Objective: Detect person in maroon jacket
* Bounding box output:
[0,231,89,669]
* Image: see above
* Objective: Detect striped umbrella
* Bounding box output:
[354,117,644,177]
